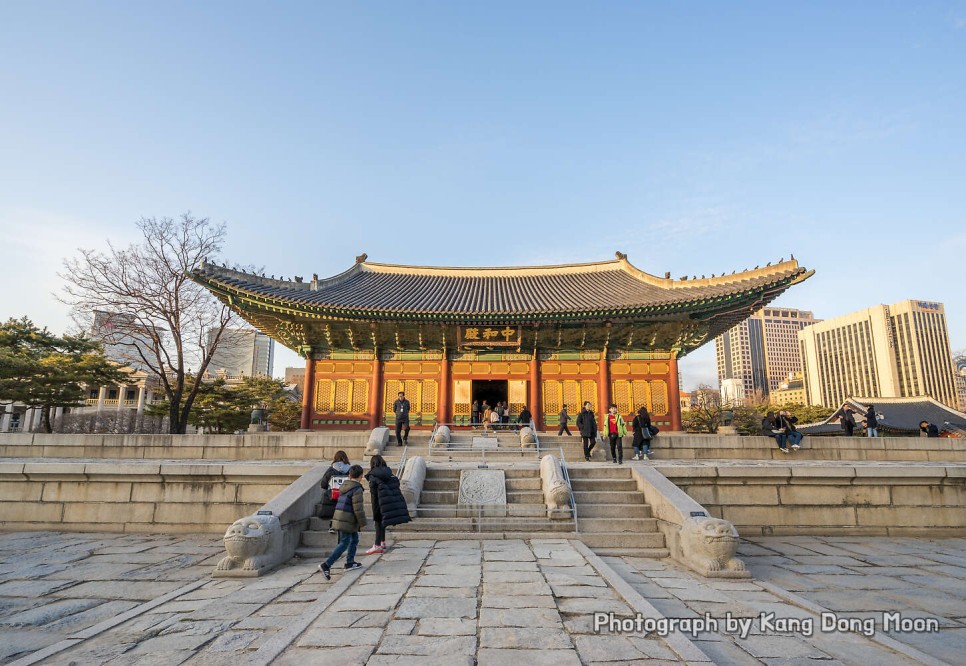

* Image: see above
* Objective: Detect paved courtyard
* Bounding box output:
[0,532,961,665]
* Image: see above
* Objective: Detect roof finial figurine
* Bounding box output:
[791,253,795,260]
[701,275,705,279]
[664,272,671,279]
[679,276,687,280]
[615,251,627,260]
[754,265,759,270]
[356,253,368,264]
[766,262,771,267]
[778,257,784,263]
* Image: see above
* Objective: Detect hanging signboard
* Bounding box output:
[457,325,522,347]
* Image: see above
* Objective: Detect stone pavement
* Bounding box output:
[0,531,962,665]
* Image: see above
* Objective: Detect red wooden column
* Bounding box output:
[369,351,383,428]
[300,354,316,430]
[598,347,611,414]
[437,349,451,425]
[668,354,682,431]
[529,350,542,430]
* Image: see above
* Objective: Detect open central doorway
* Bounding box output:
[472,379,508,413]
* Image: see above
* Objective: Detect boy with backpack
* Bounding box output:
[318,464,367,579]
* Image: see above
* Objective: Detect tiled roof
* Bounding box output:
[799,396,966,435]
[192,255,812,321]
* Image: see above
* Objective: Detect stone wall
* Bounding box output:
[0,461,311,533]
[660,464,966,537]
[0,432,371,461]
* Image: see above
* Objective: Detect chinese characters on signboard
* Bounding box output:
[458,325,522,347]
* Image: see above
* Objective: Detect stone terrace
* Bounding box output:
[1,532,962,665]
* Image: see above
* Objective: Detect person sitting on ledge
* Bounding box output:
[762,411,789,453]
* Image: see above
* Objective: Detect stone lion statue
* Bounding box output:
[519,426,536,448]
[216,513,283,574]
[540,454,571,519]
[432,425,451,447]
[679,516,749,578]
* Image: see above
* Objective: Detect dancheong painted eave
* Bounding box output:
[190,253,814,324]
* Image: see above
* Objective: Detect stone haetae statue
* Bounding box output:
[519,426,536,448]
[215,513,283,574]
[540,454,571,519]
[679,516,748,578]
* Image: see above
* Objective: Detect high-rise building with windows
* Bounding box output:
[207,328,275,378]
[798,300,958,409]
[715,307,818,400]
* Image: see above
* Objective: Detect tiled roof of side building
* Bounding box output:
[191,254,813,320]
[799,396,966,435]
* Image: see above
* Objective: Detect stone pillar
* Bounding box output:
[529,350,542,431]
[136,386,147,414]
[0,404,11,432]
[117,385,126,412]
[437,349,450,425]
[53,407,63,431]
[369,351,384,428]
[668,354,682,431]
[598,348,611,415]
[96,386,106,413]
[300,354,316,430]
[25,407,36,433]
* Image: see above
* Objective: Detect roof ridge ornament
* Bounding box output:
[615,251,627,260]
[356,253,368,264]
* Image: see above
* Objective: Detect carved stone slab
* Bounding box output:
[458,469,506,506]
[472,436,499,450]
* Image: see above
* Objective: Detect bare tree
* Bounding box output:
[60,214,244,434]
[683,384,724,434]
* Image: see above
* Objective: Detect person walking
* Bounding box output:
[319,450,352,534]
[576,401,597,461]
[471,399,480,426]
[865,405,879,438]
[603,404,627,464]
[761,411,788,453]
[517,405,533,429]
[393,391,411,446]
[318,464,367,578]
[631,407,653,460]
[364,455,411,555]
[496,401,506,430]
[840,406,857,436]
[558,405,572,436]
[919,420,940,437]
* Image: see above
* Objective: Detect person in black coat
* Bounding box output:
[865,405,879,438]
[517,405,533,428]
[919,421,940,437]
[364,454,410,554]
[576,401,598,461]
[840,407,857,436]
[761,411,788,452]
[631,407,653,460]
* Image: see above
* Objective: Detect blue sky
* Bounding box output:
[1,1,964,388]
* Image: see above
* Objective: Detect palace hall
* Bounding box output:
[192,253,812,431]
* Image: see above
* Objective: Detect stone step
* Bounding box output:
[577,531,667,550]
[301,530,342,548]
[573,517,659,533]
[415,505,551,519]
[570,478,638,491]
[422,479,459,491]
[505,478,542,491]
[567,463,631,479]
[506,491,543,503]
[593,547,671,558]
[573,490,643,505]
[393,518,577,533]
[574,503,652,518]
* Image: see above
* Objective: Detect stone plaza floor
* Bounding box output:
[0,532,962,665]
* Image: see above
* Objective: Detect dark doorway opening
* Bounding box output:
[472,380,508,415]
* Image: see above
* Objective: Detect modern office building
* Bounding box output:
[798,300,958,409]
[715,307,819,399]
[770,372,806,406]
[207,328,275,378]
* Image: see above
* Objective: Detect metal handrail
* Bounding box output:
[395,444,408,478]
[559,446,578,534]
[530,419,540,452]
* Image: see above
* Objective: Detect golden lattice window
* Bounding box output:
[562,380,580,412]
[333,380,351,413]
[315,379,334,412]
[351,380,368,413]
[633,381,651,413]
[421,379,438,415]
[580,380,597,411]
[612,380,632,415]
[650,380,669,415]
[542,380,561,415]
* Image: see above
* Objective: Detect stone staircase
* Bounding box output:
[567,465,668,557]
[391,466,576,537]
[391,463,669,557]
